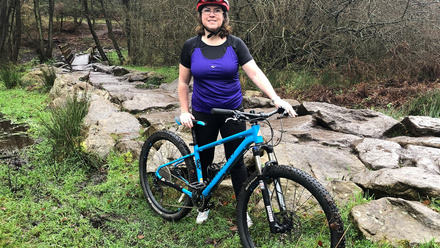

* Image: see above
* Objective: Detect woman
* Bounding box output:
[178,0,297,224]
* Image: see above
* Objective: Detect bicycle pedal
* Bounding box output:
[189,181,205,190]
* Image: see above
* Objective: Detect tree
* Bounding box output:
[82,0,108,62]
[0,0,22,65]
[99,0,124,64]
[33,0,55,62]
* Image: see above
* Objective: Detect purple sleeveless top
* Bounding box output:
[190,46,242,113]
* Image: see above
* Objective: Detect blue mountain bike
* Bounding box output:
[139,107,345,247]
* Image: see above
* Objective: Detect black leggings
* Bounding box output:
[192,108,248,197]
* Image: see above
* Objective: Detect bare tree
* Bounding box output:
[99,0,124,64]
[82,0,108,61]
[33,0,55,62]
[0,0,22,64]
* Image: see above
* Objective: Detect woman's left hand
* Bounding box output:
[273,98,297,117]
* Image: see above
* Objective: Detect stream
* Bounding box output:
[0,114,33,155]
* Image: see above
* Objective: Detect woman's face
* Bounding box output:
[201,5,224,31]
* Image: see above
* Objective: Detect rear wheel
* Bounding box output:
[237,165,345,247]
[139,131,196,221]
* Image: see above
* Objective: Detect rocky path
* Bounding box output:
[47,62,440,246]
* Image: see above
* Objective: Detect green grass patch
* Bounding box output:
[125,65,179,84]
[0,88,50,125]
[399,89,440,118]
[107,50,129,66]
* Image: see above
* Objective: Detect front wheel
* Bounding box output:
[237,165,345,248]
[139,131,196,221]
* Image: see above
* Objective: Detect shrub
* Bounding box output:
[41,66,57,92]
[0,66,22,89]
[39,92,100,172]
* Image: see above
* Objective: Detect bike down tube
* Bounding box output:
[154,154,194,197]
[201,124,264,197]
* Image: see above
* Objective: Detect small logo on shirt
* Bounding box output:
[211,65,216,68]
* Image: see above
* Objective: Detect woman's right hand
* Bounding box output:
[180,112,195,128]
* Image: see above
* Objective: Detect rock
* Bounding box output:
[121,91,179,113]
[401,116,440,137]
[352,167,440,200]
[388,136,440,149]
[115,140,143,159]
[84,94,119,126]
[352,138,402,170]
[126,71,164,83]
[328,180,364,206]
[243,96,273,108]
[350,197,440,246]
[274,142,368,186]
[400,145,440,174]
[92,64,114,74]
[112,66,131,76]
[298,101,400,138]
[83,125,116,158]
[293,127,361,148]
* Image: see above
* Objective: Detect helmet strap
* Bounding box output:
[207,29,220,39]
[203,25,221,39]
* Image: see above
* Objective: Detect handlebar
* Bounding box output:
[211,107,286,121]
[175,107,286,126]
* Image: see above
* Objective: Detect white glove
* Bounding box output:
[273,98,297,117]
[180,112,195,128]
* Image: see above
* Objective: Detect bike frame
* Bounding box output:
[155,122,265,199]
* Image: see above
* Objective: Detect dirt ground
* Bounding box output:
[23,22,440,111]
[284,79,440,110]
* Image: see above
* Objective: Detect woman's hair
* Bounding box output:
[195,12,232,38]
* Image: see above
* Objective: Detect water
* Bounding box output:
[0,114,33,153]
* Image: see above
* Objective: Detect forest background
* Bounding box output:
[1,0,440,112]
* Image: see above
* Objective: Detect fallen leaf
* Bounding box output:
[138,235,144,239]
[318,240,323,246]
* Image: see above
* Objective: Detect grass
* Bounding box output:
[125,65,179,84]
[0,87,50,125]
[0,65,23,89]
[399,89,440,118]
[1,68,440,247]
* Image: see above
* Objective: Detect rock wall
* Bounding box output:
[48,64,440,246]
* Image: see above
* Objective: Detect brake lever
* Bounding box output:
[225,117,237,123]
[276,110,290,119]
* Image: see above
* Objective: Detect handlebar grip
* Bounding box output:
[175,117,206,126]
[211,108,235,116]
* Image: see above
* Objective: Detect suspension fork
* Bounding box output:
[252,144,287,233]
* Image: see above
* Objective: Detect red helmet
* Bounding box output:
[197,0,229,12]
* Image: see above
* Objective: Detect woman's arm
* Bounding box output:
[178,64,195,127]
[242,60,297,117]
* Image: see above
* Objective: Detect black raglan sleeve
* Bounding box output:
[230,35,253,66]
[179,36,198,69]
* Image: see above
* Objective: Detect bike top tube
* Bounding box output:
[157,107,286,198]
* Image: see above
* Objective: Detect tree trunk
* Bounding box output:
[121,0,131,59]
[33,0,45,62]
[0,0,12,63]
[45,0,54,59]
[99,0,124,64]
[82,0,108,61]
[11,0,21,63]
